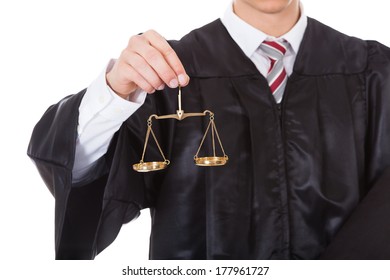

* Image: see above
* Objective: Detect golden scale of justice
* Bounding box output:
[133,85,229,172]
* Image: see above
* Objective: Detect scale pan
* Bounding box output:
[133,161,169,172]
[194,156,228,166]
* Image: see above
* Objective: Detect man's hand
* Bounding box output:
[106,30,190,99]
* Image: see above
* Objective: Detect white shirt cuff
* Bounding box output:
[78,59,147,135]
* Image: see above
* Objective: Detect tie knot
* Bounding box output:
[260,40,289,61]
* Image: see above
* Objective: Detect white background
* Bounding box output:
[1,0,389,278]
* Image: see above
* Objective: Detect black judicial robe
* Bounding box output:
[27,18,390,260]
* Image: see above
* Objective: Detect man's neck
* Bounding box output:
[233,0,300,37]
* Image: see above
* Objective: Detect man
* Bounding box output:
[28,0,390,259]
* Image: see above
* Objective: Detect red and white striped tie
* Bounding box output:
[260,40,289,103]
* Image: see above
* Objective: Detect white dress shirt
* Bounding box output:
[72,4,308,184]
[221,4,307,77]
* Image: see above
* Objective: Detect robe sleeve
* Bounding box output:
[28,85,158,259]
[321,41,390,259]
[27,89,140,259]
[28,90,97,259]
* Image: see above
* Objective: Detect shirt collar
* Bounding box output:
[221,1,308,57]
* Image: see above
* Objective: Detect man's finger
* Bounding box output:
[124,51,165,90]
[133,43,179,88]
[118,61,156,94]
[143,30,190,87]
